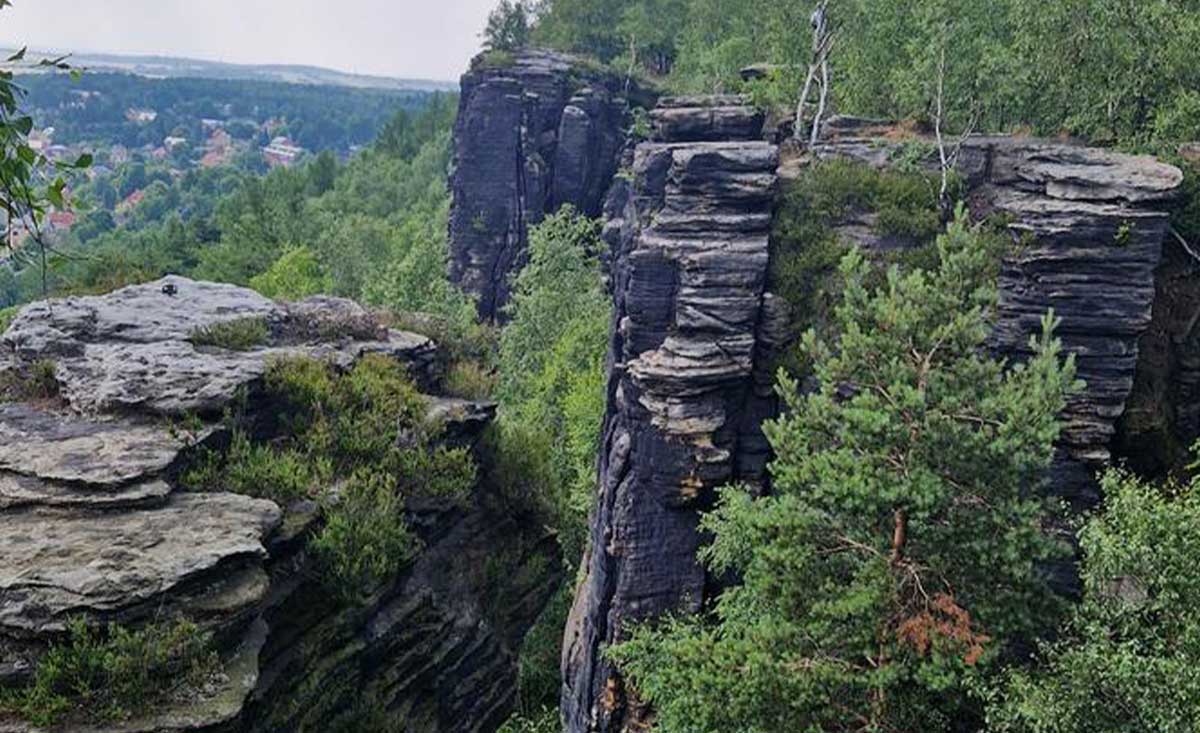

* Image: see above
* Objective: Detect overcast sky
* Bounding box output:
[0,0,498,81]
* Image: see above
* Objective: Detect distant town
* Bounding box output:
[4,68,440,251]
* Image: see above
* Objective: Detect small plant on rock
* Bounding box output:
[189,317,270,351]
[0,617,218,727]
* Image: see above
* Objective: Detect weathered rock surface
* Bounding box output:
[1,277,437,416]
[813,134,1182,508]
[0,278,558,733]
[561,94,780,732]
[650,95,765,143]
[448,49,654,321]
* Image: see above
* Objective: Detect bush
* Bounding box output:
[312,469,421,603]
[0,358,60,402]
[988,465,1200,732]
[443,359,497,400]
[189,317,269,351]
[769,159,949,377]
[185,354,476,603]
[1,617,217,726]
[0,304,17,334]
[249,246,333,301]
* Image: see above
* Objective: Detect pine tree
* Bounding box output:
[610,210,1080,732]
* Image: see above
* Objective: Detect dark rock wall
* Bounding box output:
[815,135,1182,509]
[561,96,780,733]
[560,113,1182,730]
[448,50,647,321]
[1114,235,1200,477]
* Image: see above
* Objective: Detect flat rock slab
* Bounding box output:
[2,276,285,355]
[1,278,438,416]
[0,492,281,634]
[0,404,189,487]
[0,473,171,511]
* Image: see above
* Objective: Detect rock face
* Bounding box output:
[561,97,779,733]
[448,49,652,321]
[0,278,559,733]
[813,134,1183,509]
[560,103,1183,729]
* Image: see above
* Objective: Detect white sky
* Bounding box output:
[0,0,499,81]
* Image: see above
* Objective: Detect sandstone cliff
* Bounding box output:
[559,100,1184,730]
[0,278,559,733]
[448,49,653,321]
[561,95,782,733]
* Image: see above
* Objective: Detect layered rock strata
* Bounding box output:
[812,133,1183,508]
[448,49,652,321]
[0,277,559,733]
[561,97,780,733]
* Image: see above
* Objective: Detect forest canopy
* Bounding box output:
[521,0,1200,147]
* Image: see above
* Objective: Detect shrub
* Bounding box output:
[0,358,60,402]
[394,444,476,503]
[769,159,959,377]
[1,617,217,726]
[189,317,269,351]
[312,469,420,603]
[988,465,1200,732]
[188,354,475,604]
[0,304,17,334]
[249,246,333,301]
[443,359,496,400]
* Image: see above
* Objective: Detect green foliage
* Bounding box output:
[770,159,948,376]
[496,207,610,561]
[609,210,1079,732]
[532,0,1200,147]
[987,465,1200,732]
[0,40,91,296]
[183,355,475,603]
[443,360,497,400]
[188,316,269,351]
[312,469,421,603]
[0,617,217,727]
[0,358,59,402]
[249,246,332,300]
[4,96,459,313]
[0,304,17,334]
[498,707,561,733]
[489,207,611,717]
[483,1,531,52]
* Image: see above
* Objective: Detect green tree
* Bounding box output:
[0,38,91,295]
[609,211,1079,732]
[483,0,532,52]
[988,464,1200,733]
[493,208,611,719]
[249,246,332,301]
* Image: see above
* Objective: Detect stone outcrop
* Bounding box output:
[812,133,1183,509]
[0,277,559,733]
[559,100,1183,728]
[561,97,779,733]
[448,49,653,321]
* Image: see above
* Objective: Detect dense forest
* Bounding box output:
[3,1,1200,732]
